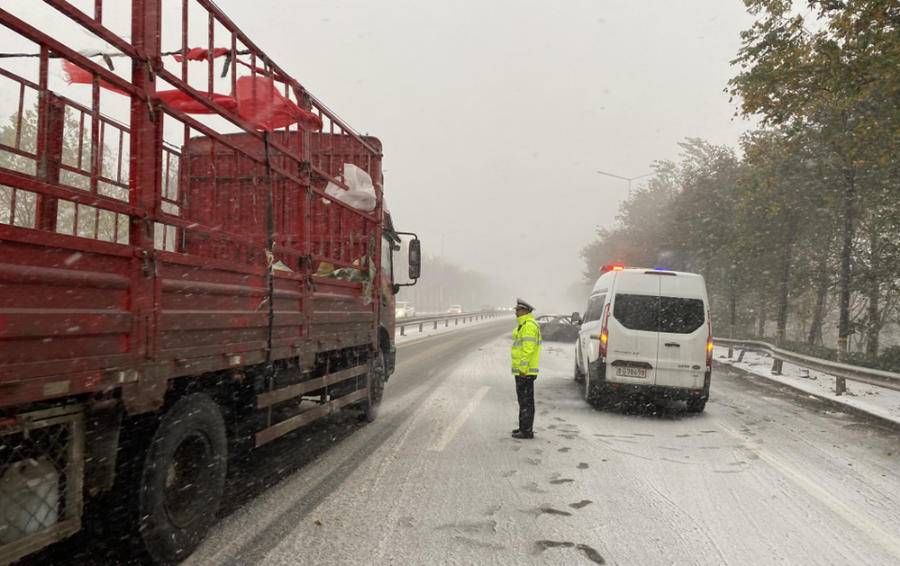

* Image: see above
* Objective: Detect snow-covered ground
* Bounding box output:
[182,330,900,566]
[713,345,900,426]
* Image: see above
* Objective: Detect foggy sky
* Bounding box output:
[218,0,753,312]
[2,0,755,313]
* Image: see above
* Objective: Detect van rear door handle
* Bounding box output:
[664,342,680,347]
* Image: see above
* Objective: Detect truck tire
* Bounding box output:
[362,351,386,423]
[138,393,227,564]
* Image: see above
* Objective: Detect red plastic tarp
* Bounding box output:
[62,60,321,131]
[62,59,127,94]
[235,76,322,131]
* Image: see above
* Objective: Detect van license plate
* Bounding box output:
[615,366,647,379]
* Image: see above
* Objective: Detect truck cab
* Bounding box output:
[380,213,420,377]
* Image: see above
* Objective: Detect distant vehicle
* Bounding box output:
[572,264,712,412]
[536,315,579,342]
[447,305,463,314]
[395,302,415,318]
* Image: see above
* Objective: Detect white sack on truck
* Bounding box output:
[324,163,376,212]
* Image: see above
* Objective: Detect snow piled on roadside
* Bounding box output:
[714,345,900,425]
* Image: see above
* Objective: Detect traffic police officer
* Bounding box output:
[511,298,541,439]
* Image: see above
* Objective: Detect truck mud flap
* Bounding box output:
[384,348,396,381]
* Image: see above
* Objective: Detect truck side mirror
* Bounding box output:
[408,238,421,280]
[571,312,582,325]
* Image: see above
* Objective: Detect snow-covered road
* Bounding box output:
[177,320,900,565]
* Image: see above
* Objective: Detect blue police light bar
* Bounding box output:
[653,267,672,271]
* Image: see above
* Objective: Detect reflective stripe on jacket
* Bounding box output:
[511,313,542,376]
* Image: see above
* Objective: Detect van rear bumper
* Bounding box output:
[597,382,708,401]
[589,359,710,401]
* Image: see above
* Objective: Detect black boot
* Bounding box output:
[512,430,534,439]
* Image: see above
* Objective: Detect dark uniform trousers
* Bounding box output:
[515,375,536,433]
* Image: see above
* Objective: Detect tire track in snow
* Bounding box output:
[429,386,490,452]
[202,322,510,566]
[718,422,900,561]
[644,478,730,565]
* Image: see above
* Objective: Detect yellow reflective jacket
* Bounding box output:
[511,313,542,377]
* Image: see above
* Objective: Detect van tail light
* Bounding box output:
[706,321,713,368]
[598,304,610,358]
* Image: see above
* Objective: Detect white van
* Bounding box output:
[572,265,712,412]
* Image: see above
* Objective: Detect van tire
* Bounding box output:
[583,374,602,407]
[574,357,585,383]
[139,393,228,564]
[686,398,706,413]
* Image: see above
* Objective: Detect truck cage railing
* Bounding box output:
[713,337,900,395]
[0,1,390,401]
[1,1,383,271]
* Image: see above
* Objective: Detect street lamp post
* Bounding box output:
[596,169,653,194]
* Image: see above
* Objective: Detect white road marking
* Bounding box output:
[429,385,490,452]
[718,423,900,560]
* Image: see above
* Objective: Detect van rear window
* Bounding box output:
[659,297,705,334]
[613,294,705,334]
[613,294,658,332]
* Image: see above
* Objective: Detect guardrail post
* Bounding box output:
[736,349,745,362]
[771,358,783,375]
[835,377,846,396]
[727,345,734,359]
[400,325,405,336]
[419,323,423,333]
[434,321,438,330]
[455,319,458,326]
[445,320,449,328]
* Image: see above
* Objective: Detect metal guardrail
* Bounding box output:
[714,338,900,395]
[396,311,507,336]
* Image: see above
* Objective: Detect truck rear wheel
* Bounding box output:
[362,351,386,423]
[138,393,227,563]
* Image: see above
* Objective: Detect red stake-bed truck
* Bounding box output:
[0,2,419,563]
